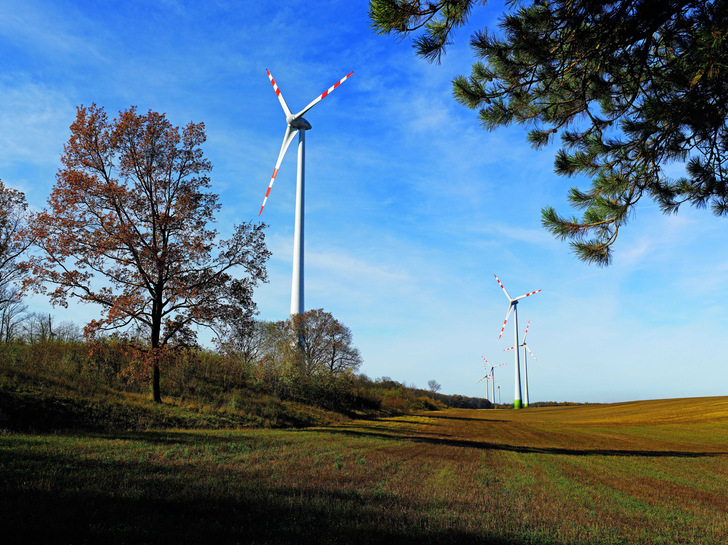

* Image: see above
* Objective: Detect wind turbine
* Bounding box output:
[480,357,506,408]
[494,274,541,409]
[477,360,491,403]
[259,69,353,316]
[504,321,538,408]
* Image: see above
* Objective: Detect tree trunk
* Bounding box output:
[152,363,161,403]
[151,292,163,403]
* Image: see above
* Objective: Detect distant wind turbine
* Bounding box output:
[477,359,491,402]
[494,274,541,409]
[259,69,353,315]
[504,321,538,408]
[480,357,506,408]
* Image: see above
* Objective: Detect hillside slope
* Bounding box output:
[0,367,345,431]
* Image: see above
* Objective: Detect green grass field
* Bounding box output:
[2,397,727,544]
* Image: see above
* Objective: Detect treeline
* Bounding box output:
[0,309,484,416]
[0,296,82,344]
[0,309,361,411]
[357,376,493,411]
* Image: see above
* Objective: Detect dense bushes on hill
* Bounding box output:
[0,339,490,430]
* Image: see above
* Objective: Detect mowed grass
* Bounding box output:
[2,398,727,544]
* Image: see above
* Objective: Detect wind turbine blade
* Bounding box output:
[503,346,515,352]
[494,274,512,300]
[498,303,513,339]
[259,126,299,216]
[295,71,353,118]
[514,289,542,301]
[526,346,538,361]
[522,321,530,344]
[267,69,292,117]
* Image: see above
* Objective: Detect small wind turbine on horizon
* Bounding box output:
[504,321,539,408]
[259,69,353,315]
[479,357,506,408]
[494,274,541,409]
[477,359,491,402]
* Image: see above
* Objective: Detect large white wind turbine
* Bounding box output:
[494,274,541,409]
[504,321,538,408]
[259,69,353,315]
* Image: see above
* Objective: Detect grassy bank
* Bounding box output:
[0,366,346,431]
[2,397,727,544]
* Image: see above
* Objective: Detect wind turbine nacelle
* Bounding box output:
[288,115,312,131]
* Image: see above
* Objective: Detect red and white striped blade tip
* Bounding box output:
[297,71,354,118]
[259,168,278,216]
[266,69,292,116]
[266,69,277,91]
[259,176,275,216]
[258,167,279,216]
[494,273,508,295]
[525,289,541,297]
[322,72,353,99]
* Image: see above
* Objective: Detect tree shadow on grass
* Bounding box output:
[317,427,726,458]
[424,413,509,423]
[1,448,538,545]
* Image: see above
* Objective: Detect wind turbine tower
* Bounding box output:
[477,366,490,403]
[259,69,353,315]
[494,274,541,409]
[505,321,539,408]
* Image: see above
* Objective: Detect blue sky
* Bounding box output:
[1,0,727,403]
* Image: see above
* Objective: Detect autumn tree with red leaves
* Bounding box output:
[24,104,270,402]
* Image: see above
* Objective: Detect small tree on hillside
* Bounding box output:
[24,104,270,402]
[250,309,363,402]
[216,319,268,368]
[288,309,363,378]
[214,319,271,386]
[428,379,441,394]
[54,320,83,342]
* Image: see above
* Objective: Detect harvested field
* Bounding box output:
[2,397,727,544]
